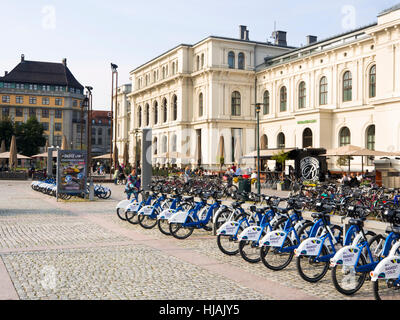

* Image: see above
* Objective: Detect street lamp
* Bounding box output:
[85,86,93,181]
[254,102,262,194]
[110,63,118,178]
[81,96,89,150]
[133,128,140,169]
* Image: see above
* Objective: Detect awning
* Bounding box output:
[243,148,295,159]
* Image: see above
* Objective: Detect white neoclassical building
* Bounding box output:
[115,5,400,171]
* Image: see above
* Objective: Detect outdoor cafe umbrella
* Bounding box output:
[61,135,68,150]
[9,135,18,170]
[0,140,5,166]
[0,151,31,160]
[216,136,225,168]
[123,142,129,166]
[234,137,242,165]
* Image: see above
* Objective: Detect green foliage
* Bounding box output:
[14,117,46,156]
[0,117,15,149]
[271,150,289,165]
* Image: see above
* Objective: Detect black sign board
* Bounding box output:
[56,150,87,195]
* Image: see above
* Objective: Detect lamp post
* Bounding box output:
[111,63,118,177]
[133,128,140,169]
[254,102,262,194]
[81,96,89,150]
[85,86,93,179]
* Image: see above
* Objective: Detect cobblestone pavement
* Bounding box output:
[0,181,376,300]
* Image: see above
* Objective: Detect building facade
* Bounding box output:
[0,55,85,150]
[90,110,112,156]
[116,5,400,171]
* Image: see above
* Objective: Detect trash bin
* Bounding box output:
[238,177,251,193]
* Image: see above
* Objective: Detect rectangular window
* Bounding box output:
[41,122,49,131]
[55,110,62,119]
[97,137,102,145]
[29,97,37,104]
[15,108,23,117]
[42,97,50,105]
[53,135,62,147]
[54,123,62,132]
[73,100,78,107]
[2,107,9,116]
[55,98,62,106]
[29,108,36,118]
[2,96,10,103]
[42,109,49,118]
[15,96,23,104]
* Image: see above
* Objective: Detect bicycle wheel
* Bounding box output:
[217,224,245,256]
[117,208,127,221]
[331,252,367,296]
[214,209,234,231]
[260,236,294,271]
[366,234,385,264]
[373,278,400,300]
[239,240,261,263]
[125,208,139,225]
[138,214,158,229]
[296,245,330,283]
[297,221,314,243]
[157,218,171,236]
[169,216,194,240]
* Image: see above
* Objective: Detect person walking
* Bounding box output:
[113,166,119,185]
[125,168,139,200]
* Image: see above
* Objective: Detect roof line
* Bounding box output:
[263,22,377,64]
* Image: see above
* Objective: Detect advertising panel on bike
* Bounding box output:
[57,150,87,195]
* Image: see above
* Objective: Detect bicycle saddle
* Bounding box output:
[183,196,194,202]
[386,225,400,235]
[276,207,288,214]
[232,201,245,208]
[348,218,366,228]
[311,212,331,219]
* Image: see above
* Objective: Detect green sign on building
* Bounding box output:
[297,119,317,125]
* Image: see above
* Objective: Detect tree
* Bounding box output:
[0,117,15,150]
[271,150,289,180]
[15,117,46,156]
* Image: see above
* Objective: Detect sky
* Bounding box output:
[0,0,397,109]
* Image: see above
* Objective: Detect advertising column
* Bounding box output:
[56,150,87,197]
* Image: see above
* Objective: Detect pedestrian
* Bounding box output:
[113,166,119,185]
[125,168,139,200]
[234,165,242,177]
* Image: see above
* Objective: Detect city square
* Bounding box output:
[1,0,400,306]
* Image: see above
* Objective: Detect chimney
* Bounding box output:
[62,58,67,66]
[21,54,25,62]
[272,30,287,46]
[306,35,318,45]
[239,25,247,40]
[4,71,8,76]
[244,29,249,40]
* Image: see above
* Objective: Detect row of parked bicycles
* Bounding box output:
[31,178,112,200]
[115,178,400,300]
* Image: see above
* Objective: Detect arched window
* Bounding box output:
[277,132,285,149]
[339,127,351,146]
[145,103,149,126]
[280,86,287,112]
[153,137,158,155]
[228,51,235,69]
[366,125,375,150]
[171,134,177,152]
[162,135,167,153]
[138,106,142,127]
[198,92,203,117]
[260,134,268,150]
[302,128,313,148]
[263,90,269,115]
[172,95,178,121]
[369,65,376,98]
[231,91,241,116]
[319,76,328,105]
[343,71,352,102]
[153,101,158,124]
[162,98,167,123]
[298,81,306,109]
[238,52,245,70]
